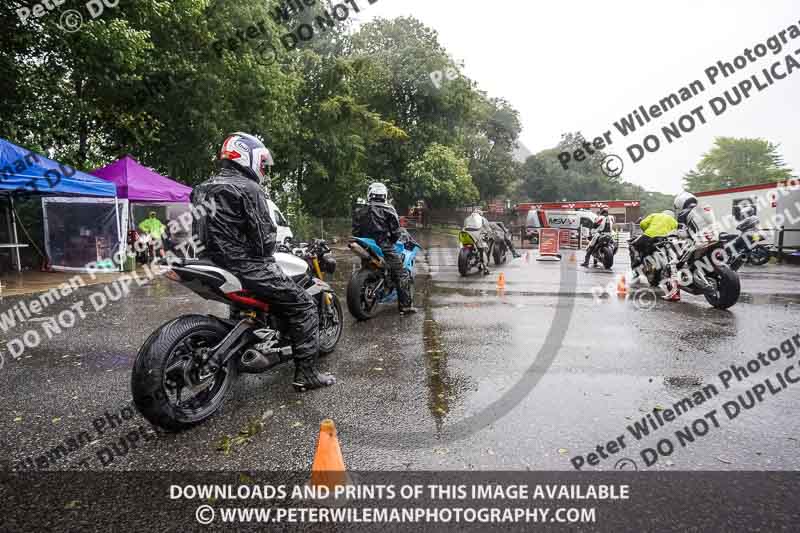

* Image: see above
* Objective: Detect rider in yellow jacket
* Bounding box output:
[640,211,678,238]
[632,210,677,266]
[634,210,680,300]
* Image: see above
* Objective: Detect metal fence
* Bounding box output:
[776,227,800,263]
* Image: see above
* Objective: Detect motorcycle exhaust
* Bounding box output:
[348,242,384,268]
[348,242,372,261]
[239,346,292,373]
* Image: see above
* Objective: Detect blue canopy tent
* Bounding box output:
[0,138,120,272]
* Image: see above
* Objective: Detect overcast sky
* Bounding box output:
[360,0,800,195]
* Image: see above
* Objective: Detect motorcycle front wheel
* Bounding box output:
[131,315,238,431]
[319,292,343,354]
[457,248,471,276]
[748,246,771,266]
[493,245,507,266]
[346,268,382,320]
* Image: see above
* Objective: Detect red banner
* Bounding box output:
[558,229,572,248]
[539,228,560,256]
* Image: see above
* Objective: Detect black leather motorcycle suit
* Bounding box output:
[583,215,613,265]
[352,201,412,309]
[191,165,319,362]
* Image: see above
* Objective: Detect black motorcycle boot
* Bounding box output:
[292,356,336,392]
[400,306,418,315]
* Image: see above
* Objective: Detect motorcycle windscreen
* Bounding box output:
[459,231,476,246]
[464,213,483,230]
[43,198,123,271]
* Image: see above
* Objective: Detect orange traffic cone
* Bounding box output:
[310,419,348,490]
[496,272,506,289]
[616,275,628,297]
[568,253,576,264]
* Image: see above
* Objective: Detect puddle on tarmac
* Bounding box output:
[663,375,704,394]
[420,268,464,433]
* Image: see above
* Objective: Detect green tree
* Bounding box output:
[466,99,523,200]
[404,143,478,208]
[683,137,795,192]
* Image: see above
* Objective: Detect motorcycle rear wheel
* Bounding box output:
[346,268,381,321]
[703,265,741,309]
[600,246,614,269]
[131,315,237,431]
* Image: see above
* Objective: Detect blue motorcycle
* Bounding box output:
[346,231,422,320]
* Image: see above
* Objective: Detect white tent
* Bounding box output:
[42,197,127,272]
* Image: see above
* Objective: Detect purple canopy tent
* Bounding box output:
[91,155,191,203]
[91,156,196,260]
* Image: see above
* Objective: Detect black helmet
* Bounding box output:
[599,206,609,216]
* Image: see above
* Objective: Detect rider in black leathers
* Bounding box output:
[581,207,614,267]
[192,132,335,392]
[352,182,417,314]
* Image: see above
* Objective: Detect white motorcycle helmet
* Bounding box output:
[219,132,274,186]
[674,191,698,212]
[367,182,388,203]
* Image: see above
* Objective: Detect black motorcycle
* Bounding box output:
[292,239,338,280]
[638,233,740,309]
[488,222,511,266]
[719,215,771,270]
[588,233,618,269]
[131,252,343,431]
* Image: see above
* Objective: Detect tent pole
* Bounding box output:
[115,196,123,272]
[10,195,21,272]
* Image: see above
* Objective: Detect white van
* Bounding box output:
[267,199,293,245]
[525,208,595,241]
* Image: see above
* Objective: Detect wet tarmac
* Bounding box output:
[1,230,799,472]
